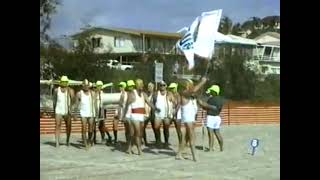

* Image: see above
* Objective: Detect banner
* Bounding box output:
[154,62,164,83]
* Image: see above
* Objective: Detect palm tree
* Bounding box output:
[231,23,243,36]
[262,16,280,31]
[219,16,233,34]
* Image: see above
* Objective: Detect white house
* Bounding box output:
[252,32,280,75]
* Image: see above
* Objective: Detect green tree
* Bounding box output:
[231,23,242,36]
[40,0,60,42]
[219,16,233,34]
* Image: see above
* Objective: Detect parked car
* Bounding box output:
[106,60,133,70]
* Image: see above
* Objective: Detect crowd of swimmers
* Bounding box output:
[52,75,224,161]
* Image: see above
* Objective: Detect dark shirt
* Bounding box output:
[206,96,224,116]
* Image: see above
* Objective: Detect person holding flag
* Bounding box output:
[176,77,208,161]
[197,85,224,152]
[53,75,75,148]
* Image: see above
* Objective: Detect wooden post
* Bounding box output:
[142,34,145,53]
[228,101,230,125]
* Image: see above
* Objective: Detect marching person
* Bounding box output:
[93,80,112,145]
[114,81,129,144]
[168,82,183,151]
[123,79,158,155]
[76,79,96,150]
[142,82,156,146]
[153,81,175,148]
[176,77,208,161]
[197,85,224,152]
[53,75,75,148]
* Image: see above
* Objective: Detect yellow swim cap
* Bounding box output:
[60,76,69,83]
[96,80,103,86]
[118,81,127,88]
[127,80,135,87]
[207,85,220,95]
[168,83,178,89]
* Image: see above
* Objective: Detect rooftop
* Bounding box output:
[72,27,182,39]
[254,32,280,40]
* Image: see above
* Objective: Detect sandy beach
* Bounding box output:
[40,124,280,180]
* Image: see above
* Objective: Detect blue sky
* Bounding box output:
[49,0,280,38]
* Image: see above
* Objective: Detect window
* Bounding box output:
[261,66,268,73]
[272,48,280,61]
[264,47,272,56]
[91,37,102,48]
[114,37,125,48]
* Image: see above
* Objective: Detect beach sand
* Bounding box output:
[40,124,280,180]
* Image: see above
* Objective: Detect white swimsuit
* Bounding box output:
[55,87,70,115]
[80,90,94,118]
[130,90,145,122]
[181,99,198,123]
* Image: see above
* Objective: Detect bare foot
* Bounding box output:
[193,156,199,162]
[175,154,183,160]
[126,149,132,155]
[138,151,144,156]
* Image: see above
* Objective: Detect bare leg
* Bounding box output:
[88,118,94,146]
[126,120,134,154]
[150,115,156,141]
[143,118,149,145]
[154,118,162,147]
[81,118,89,150]
[163,119,171,148]
[113,119,119,144]
[65,115,72,146]
[55,115,62,148]
[175,120,183,159]
[140,121,145,146]
[93,120,97,144]
[186,122,197,162]
[124,120,130,143]
[132,120,143,155]
[207,127,214,151]
[214,129,223,151]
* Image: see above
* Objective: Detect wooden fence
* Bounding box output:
[40,101,280,134]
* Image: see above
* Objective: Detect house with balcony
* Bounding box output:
[67,27,182,64]
[252,32,280,75]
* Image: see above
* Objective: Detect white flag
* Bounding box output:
[194,9,222,59]
[176,16,201,70]
[177,9,222,70]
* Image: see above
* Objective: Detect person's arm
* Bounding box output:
[175,93,181,111]
[143,92,158,112]
[192,77,208,94]
[197,98,218,111]
[75,92,81,111]
[68,88,75,113]
[122,91,135,120]
[119,92,124,107]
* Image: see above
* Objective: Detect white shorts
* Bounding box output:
[181,112,196,123]
[176,108,181,120]
[130,113,145,122]
[206,115,222,129]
